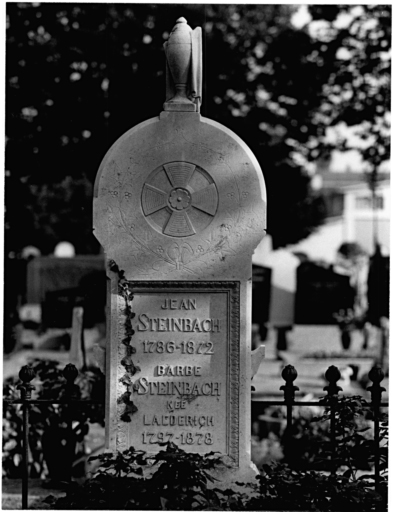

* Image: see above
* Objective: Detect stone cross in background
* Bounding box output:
[93,18,266,483]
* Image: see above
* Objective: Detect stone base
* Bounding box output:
[208,461,260,496]
[163,101,196,111]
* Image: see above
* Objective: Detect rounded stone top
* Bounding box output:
[93,113,267,279]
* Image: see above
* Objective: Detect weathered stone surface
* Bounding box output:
[93,18,266,484]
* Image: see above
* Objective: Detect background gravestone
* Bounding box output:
[295,262,354,325]
[93,18,266,482]
[252,265,271,341]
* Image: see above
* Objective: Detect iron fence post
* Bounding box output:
[367,365,385,507]
[280,365,299,439]
[63,364,79,483]
[17,365,36,510]
[323,365,342,475]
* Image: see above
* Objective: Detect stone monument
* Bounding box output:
[93,18,266,482]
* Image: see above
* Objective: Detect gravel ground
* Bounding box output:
[2,479,66,510]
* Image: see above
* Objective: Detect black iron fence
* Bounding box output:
[3,364,103,509]
[3,362,388,510]
[252,365,388,498]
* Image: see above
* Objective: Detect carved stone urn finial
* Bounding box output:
[164,18,202,112]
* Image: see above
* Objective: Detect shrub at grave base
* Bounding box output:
[46,442,387,511]
[2,359,105,480]
[249,464,383,512]
[48,443,250,510]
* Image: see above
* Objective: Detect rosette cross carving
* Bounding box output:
[142,161,218,237]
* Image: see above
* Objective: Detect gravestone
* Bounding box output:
[26,255,105,303]
[93,18,266,482]
[295,262,354,324]
[252,264,271,340]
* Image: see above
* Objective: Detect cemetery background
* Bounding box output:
[3,3,390,510]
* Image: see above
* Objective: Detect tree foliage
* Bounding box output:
[307,5,391,169]
[5,4,390,254]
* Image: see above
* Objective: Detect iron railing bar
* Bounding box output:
[5,399,389,406]
[21,400,29,510]
[17,366,35,510]
[3,399,104,405]
[367,366,386,512]
[251,400,389,407]
[330,398,337,474]
[374,402,380,500]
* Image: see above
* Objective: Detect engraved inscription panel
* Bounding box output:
[119,282,239,463]
[141,162,218,237]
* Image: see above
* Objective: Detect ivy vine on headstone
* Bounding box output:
[109,259,140,422]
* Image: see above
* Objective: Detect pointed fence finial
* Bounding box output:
[17,365,36,400]
[63,363,80,400]
[367,365,386,406]
[324,365,343,396]
[280,365,299,403]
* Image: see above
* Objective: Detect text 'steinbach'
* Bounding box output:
[117,281,240,464]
